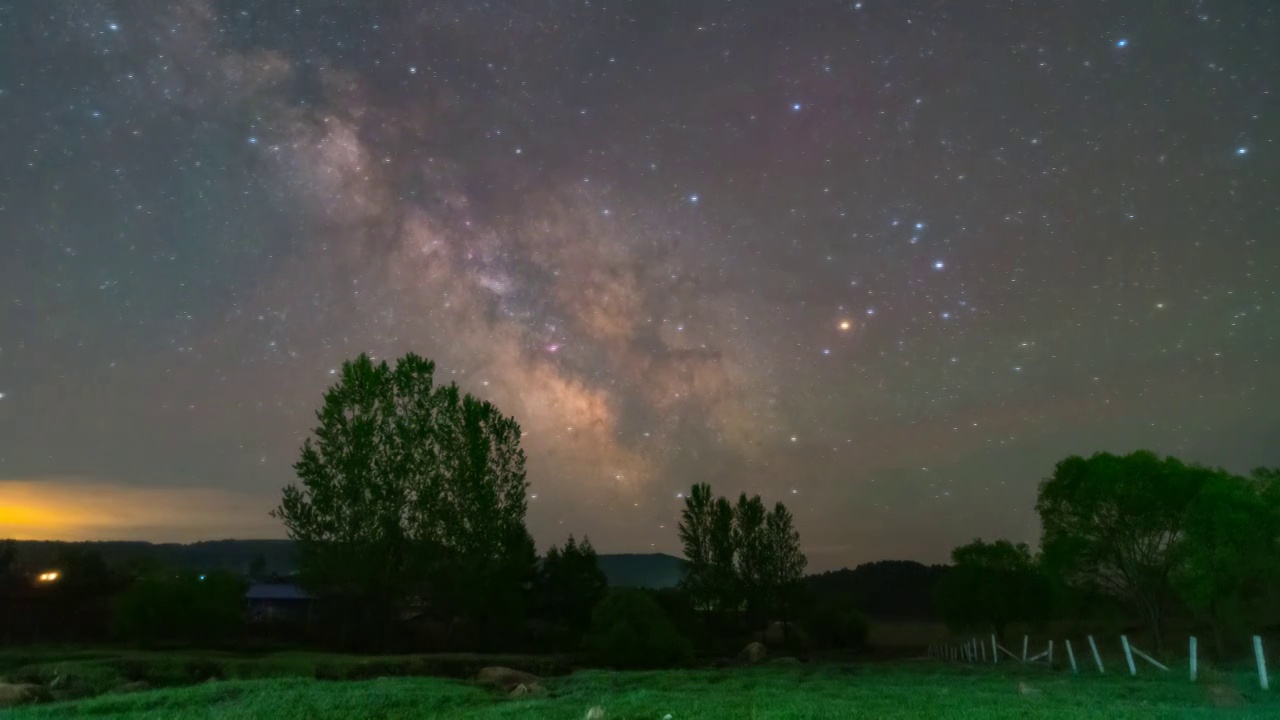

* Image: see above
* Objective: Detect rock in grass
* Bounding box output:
[0,683,48,707]
[1017,682,1040,697]
[584,706,604,720]
[738,642,767,664]
[476,667,541,692]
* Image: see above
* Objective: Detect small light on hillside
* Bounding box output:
[37,571,60,583]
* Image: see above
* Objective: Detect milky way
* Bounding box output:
[1,1,1277,569]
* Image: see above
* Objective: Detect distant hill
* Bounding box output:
[596,553,686,589]
[807,559,947,620]
[6,540,686,590]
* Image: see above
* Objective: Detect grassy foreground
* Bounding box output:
[4,661,1275,720]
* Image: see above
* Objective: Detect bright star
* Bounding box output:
[108,22,120,31]
[791,102,802,111]
[933,260,945,270]
[915,222,925,230]
[839,320,852,331]
[689,194,699,203]
[1236,146,1248,156]
[1116,38,1128,48]
[866,308,876,315]
[247,137,258,144]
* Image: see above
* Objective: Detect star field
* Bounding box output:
[0,1,1277,569]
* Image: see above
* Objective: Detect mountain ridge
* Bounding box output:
[3,539,688,589]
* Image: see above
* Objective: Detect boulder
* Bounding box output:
[0,683,47,708]
[738,642,767,664]
[476,667,540,692]
[585,706,605,720]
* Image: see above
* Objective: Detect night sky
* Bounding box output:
[1,1,1277,570]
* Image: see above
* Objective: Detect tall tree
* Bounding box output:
[273,353,533,647]
[678,483,716,611]
[763,502,807,632]
[708,496,738,614]
[734,493,769,629]
[1036,450,1212,652]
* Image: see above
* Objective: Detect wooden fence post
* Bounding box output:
[1121,635,1137,676]
[1087,635,1105,674]
[1189,637,1197,682]
[1022,635,1029,662]
[1065,639,1078,674]
[992,634,998,664]
[1048,640,1054,666]
[1255,636,1269,691]
[980,638,987,663]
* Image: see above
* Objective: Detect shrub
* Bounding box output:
[804,599,869,651]
[584,589,694,669]
[112,569,245,646]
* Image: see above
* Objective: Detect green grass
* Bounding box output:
[4,659,1276,719]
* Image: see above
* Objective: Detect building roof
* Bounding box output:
[245,583,313,601]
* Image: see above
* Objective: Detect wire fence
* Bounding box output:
[927,633,1271,690]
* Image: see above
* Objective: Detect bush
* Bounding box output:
[112,569,245,646]
[584,589,694,669]
[804,598,869,651]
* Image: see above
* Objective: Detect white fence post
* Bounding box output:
[1189,636,1197,682]
[1121,635,1137,676]
[1022,635,1029,662]
[1066,639,1078,674]
[1048,640,1054,667]
[1255,636,1269,691]
[1087,635,1105,674]
[992,634,998,664]
[980,638,987,663]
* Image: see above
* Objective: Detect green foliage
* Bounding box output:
[677,483,717,610]
[536,535,608,634]
[11,658,1280,719]
[933,539,1050,638]
[584,589,694,669]
[1172,467,1280,652]
[678,485,807,639]
[1036,450,1214,648]
[112,570,245,646]
[272,353,534,644]
[763,502,807,622]
[802,594,869,650]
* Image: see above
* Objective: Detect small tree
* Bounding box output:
[113,570,244,646]
[585,589,693,669]
[933,539,1049,639]
[536,535,608,635]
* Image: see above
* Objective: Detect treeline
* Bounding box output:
[932,451,1280,657]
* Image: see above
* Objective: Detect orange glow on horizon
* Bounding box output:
[0,478,284,541]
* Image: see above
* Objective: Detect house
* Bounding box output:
[244,582,315,624]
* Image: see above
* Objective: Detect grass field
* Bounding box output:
[2,652,1275,719]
